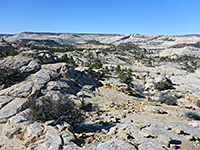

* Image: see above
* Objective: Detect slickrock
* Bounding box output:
[0,33,200,149]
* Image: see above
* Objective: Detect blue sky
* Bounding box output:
[0,0,199,35]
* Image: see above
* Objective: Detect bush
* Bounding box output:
[29,95,85,125]
[60,54,68,62]
[91,59,103,69]
[0,50,19,58]
[105,66,109,74]
[117,68,133,84]
[154,78,173,91]
[185,112,200,120]
[158,93,177,105]
[8,51,19,56]
[60,54,78,67]
[115,65,121,73]
[68,56,78,67]
[135,75,140,79]
[147,60,152,66]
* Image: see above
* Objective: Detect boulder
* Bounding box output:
[144,106,162,114]
[20,59,42,73]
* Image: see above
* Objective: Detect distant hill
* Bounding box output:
[0,34,14,38]
[2,32,200,52]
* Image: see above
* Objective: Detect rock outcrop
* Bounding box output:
[0,33,200,150]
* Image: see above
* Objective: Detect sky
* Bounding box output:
[0,0,199,35]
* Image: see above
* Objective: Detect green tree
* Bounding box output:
[105,66,109,74]
[115,65,121,73]
[118,69,133,85]
[68,56,77,66]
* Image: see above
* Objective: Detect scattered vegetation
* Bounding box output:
[60,54,78,67]
[84,52,103,69]
[116,42,141,51]
[30,45,84,53]
[158,93,177,105]
[0,50,19,58]
[159,55,199,73]
[8,51,19,56]
[85,40,104,45]
[169,42,200,49]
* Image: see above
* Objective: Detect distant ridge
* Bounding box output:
[1,32,200,37]
[21,31,122,36]
[0,34,15,37]
[2,31,200,48]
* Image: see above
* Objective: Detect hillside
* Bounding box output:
[0,32,200,150]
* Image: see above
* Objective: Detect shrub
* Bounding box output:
[29,95,85,125]
[127,68,133,74]
[91,59,103,69]
[68,56,78,67]
[87,52,93,66]
[146,71,150,76]
[60,54,68,62]
[115,65,121,73]
[143,74,147,79]
[60,54,78,67]
[117,69,133,84]
[158,93,177,105]
[0,50,19,58]
[147,60,152,66]
[105,66,109,74]
[135,75,140,79]
[8,51,19,56]
[154,78,173,91]
[185,112,200,120]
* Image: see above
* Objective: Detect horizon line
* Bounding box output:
[1,31,200,37]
